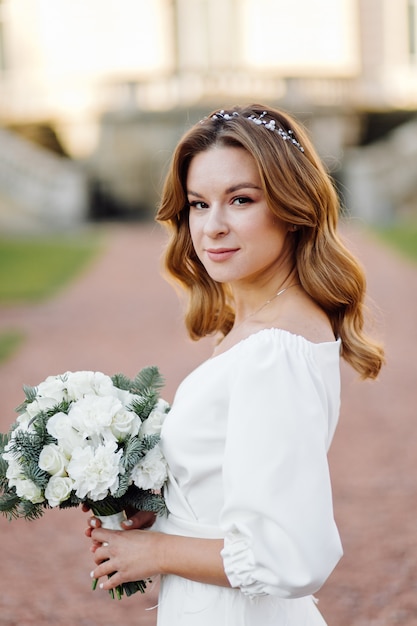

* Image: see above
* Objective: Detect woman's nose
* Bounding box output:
[203,206,229,237]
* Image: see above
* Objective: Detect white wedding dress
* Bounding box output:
[155,328,343,625]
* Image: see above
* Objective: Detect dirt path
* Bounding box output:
[0,221,415,626]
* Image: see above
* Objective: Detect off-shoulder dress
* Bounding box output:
[155,328,343,626]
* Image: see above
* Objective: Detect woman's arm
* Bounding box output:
[89,524,230,591]
[219,333,343,598]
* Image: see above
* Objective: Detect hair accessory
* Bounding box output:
[205,109,304,153]
[211,110,239,121]
[246,111,304,153]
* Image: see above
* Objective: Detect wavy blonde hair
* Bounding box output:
[156,104,384,379]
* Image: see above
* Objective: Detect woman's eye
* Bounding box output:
[189,200,208,210]
[232,196,252,206]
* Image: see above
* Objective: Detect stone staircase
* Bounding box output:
[343,116,417,223]
[0,128,88,234]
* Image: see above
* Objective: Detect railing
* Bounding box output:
[100,73,357,111]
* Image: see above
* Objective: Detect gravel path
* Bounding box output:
[0,221,415,626]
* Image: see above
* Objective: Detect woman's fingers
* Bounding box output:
[121,510,156,530]
[84,515,102,538]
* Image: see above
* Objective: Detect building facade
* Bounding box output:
[0,0,416,225]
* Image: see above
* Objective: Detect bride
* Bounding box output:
[85,104,384,625]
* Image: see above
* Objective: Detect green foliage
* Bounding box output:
[133,366,165,394]
[141,433,160,452]
[0,491,22,520]
[0,433,11,491]
[57,492,82,510]
[121,436,147,472]
[0,425,52,519]
[111,373,134,391]
[24,463,50,490]
[0,488,46,521]
[15,499,46,521]
[130,391,159,421]
[0,233,101,304]
[112,365,164,393]
[115,433,160,498]
[23,384,40,402]
[88,495,124,517]
[113,366,165,421]
[125,487,167,516]
[14,385,38,413]
[8,431,48,489]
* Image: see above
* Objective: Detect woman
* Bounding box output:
[86,104,384,625]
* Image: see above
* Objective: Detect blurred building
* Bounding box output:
[0,0,416,228]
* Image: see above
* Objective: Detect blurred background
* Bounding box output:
[0,2,417,625]
[0,0,417,230]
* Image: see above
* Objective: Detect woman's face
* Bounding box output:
[187,145,294,289]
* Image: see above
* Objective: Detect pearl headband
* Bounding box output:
[203,109,305,153]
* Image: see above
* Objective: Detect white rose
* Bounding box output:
[139,399,170,437]
[25,396,58,419]
[38,444,67,476]
[67,441,122,501]
[110,408,141,441]
[46,412,85,456]
[4,453,23,488]
[116,388,135,405]
[36,375,68,404]
[14,478,44,504]
[67,395,121,441]
[66,371,116,401]
[131,444,168,491]
[45,475,74,507]
[15,411,36,432]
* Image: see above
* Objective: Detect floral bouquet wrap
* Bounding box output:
[0,366,169,599]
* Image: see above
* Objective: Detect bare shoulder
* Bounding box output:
[274,288,335,344]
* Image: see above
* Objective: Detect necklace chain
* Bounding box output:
[234,282,300,330]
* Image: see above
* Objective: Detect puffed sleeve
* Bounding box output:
[219,330,343,599]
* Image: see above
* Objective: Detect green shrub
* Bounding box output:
[0,330,24,364]
[373,221,417,263]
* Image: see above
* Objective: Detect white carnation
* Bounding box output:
[38,444,67,476]
[131,444,168,491]
[66,371,116,401]
[67,395,122,441]
[139,399,170,437]
[46,412,85,456]
[45,475,74,507]
[14,478,44,504]
[67,441,123,501]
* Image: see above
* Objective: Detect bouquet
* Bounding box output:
[0,366,170,599]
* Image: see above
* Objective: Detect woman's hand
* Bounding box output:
[83,505,156,549]
[83,506,230,590]
[89,527,163,591]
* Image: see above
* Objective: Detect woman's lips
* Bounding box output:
[205,248,239,262]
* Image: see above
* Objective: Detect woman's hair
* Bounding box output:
[156,103,384,380]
